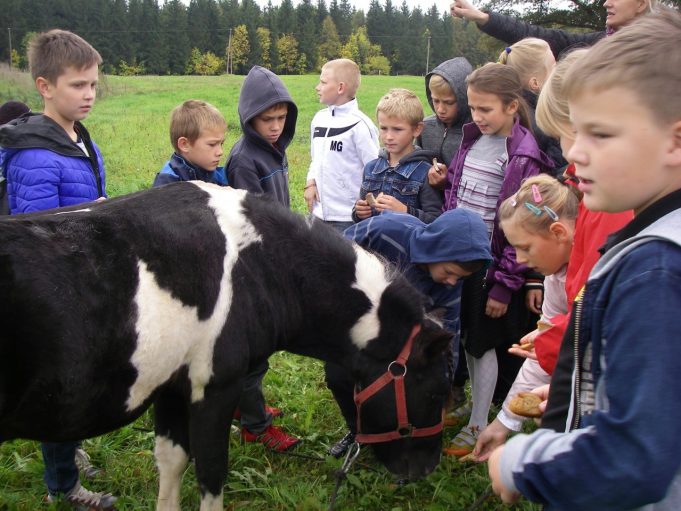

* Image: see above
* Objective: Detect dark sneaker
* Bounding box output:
[233,405,283,422]
[327,432,355,459]
[47,481,117,510]
[241,424,300,452]
[75,447,101,479]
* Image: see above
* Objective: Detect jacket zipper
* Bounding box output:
[570,292,584,431]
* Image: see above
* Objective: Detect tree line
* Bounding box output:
[3,0,658,76]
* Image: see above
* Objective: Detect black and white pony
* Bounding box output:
[0,182,451,510]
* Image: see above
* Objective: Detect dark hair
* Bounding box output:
[456,259,487,274]
[0,101,30,125]
[466,63,532,131]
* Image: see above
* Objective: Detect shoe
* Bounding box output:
[444,401,473,427]
[75,447,101,480]
[233,405,283,421]
[241,424,300,452]
[443,425,480,457]
[327,432,355,458]
[46,481,117,510]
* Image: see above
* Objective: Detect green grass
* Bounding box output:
[0,69,540,511]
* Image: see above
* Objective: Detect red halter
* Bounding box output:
[353,324,444,444]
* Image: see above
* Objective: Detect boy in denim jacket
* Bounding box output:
[352,88,442,224]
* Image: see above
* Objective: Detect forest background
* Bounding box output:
[3,0,678,80]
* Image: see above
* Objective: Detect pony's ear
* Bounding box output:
[409,321,452,368]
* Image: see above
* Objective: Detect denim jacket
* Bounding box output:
[353,148,443,223]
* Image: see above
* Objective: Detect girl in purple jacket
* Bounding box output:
[433,63,552,457]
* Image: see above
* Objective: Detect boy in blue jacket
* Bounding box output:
[0,29,114,509]
[152,99,227,187]
[489,10,681,511]
[325,209,492,457]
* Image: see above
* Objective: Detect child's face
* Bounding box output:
[568,86,680,215]
[252,104,288,145]
[316,68,341,106]
[377,112,423,161]
[502,218,574,276]
[430,89,459,126]
[467,87,518,137]
[40,64,99,127]
[427,262,472,286]
[179,126,226,171]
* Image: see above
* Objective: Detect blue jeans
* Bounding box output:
[42,441,79,495]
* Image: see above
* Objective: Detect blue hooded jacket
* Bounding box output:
[344,209,491,352]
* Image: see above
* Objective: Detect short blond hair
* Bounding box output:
[536,49,589,140]
[564,7,681,125]
[428,74,454,96]
[170,100,226,152]
[28,29,102,83]
[499,174,580,233]
[322,59,361,98]
[376,88,424,126]
[499,37,553,87]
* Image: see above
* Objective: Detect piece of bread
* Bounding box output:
[508,392,543,418]
[365,192,377,207]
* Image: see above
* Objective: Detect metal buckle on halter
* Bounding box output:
[397,424,414,437]
[388,360,407,377]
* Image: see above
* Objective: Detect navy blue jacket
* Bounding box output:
[153,153,227,188]
[344,209,491,354]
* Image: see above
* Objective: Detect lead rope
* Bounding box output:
[328,442,361,511]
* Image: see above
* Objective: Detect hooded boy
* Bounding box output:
[324,209,492,457]
[226,65,298,207]
[418,57,473,168]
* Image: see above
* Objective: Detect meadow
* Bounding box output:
[0,68,540,511]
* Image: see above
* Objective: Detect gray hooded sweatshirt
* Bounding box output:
[417,57,472,167]
[226,65,298,207]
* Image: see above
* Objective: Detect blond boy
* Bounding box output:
[305,58,379,231]
[153,99,227,187]
[489,9,681,510]
[352,88,442,224]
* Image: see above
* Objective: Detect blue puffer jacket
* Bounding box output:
[0,113,106,214]
[153,153,227,188]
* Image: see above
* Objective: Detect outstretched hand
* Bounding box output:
[450,0,490,24]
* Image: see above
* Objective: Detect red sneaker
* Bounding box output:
[241,425,300,452]
[233,405,283,421]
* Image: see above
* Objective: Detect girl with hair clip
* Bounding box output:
[470,50,634,460]
[435,63,553,457]
[499,38,567,173]
[470,173,580,460]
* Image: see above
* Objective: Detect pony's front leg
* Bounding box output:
[154,387,191,511]
[191,385,241,511]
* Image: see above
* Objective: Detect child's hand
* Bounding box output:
[303,181,318,212]
[485,297,508,318]
[509,329,538,359]
[474,418,510,461]
[488,446,522,504]
[532,384,550,417]
[374,193,407,213]
[526,288,543,314]
[354,199,373,220]
[428,159,447,189]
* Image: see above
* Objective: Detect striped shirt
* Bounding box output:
[456,134,507,236]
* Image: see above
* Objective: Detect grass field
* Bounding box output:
[0,69,540,511]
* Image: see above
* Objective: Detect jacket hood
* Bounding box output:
[425,57,472,127]
[409,208,492,265]
[238,65,298,151]
[0,113,84,155]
